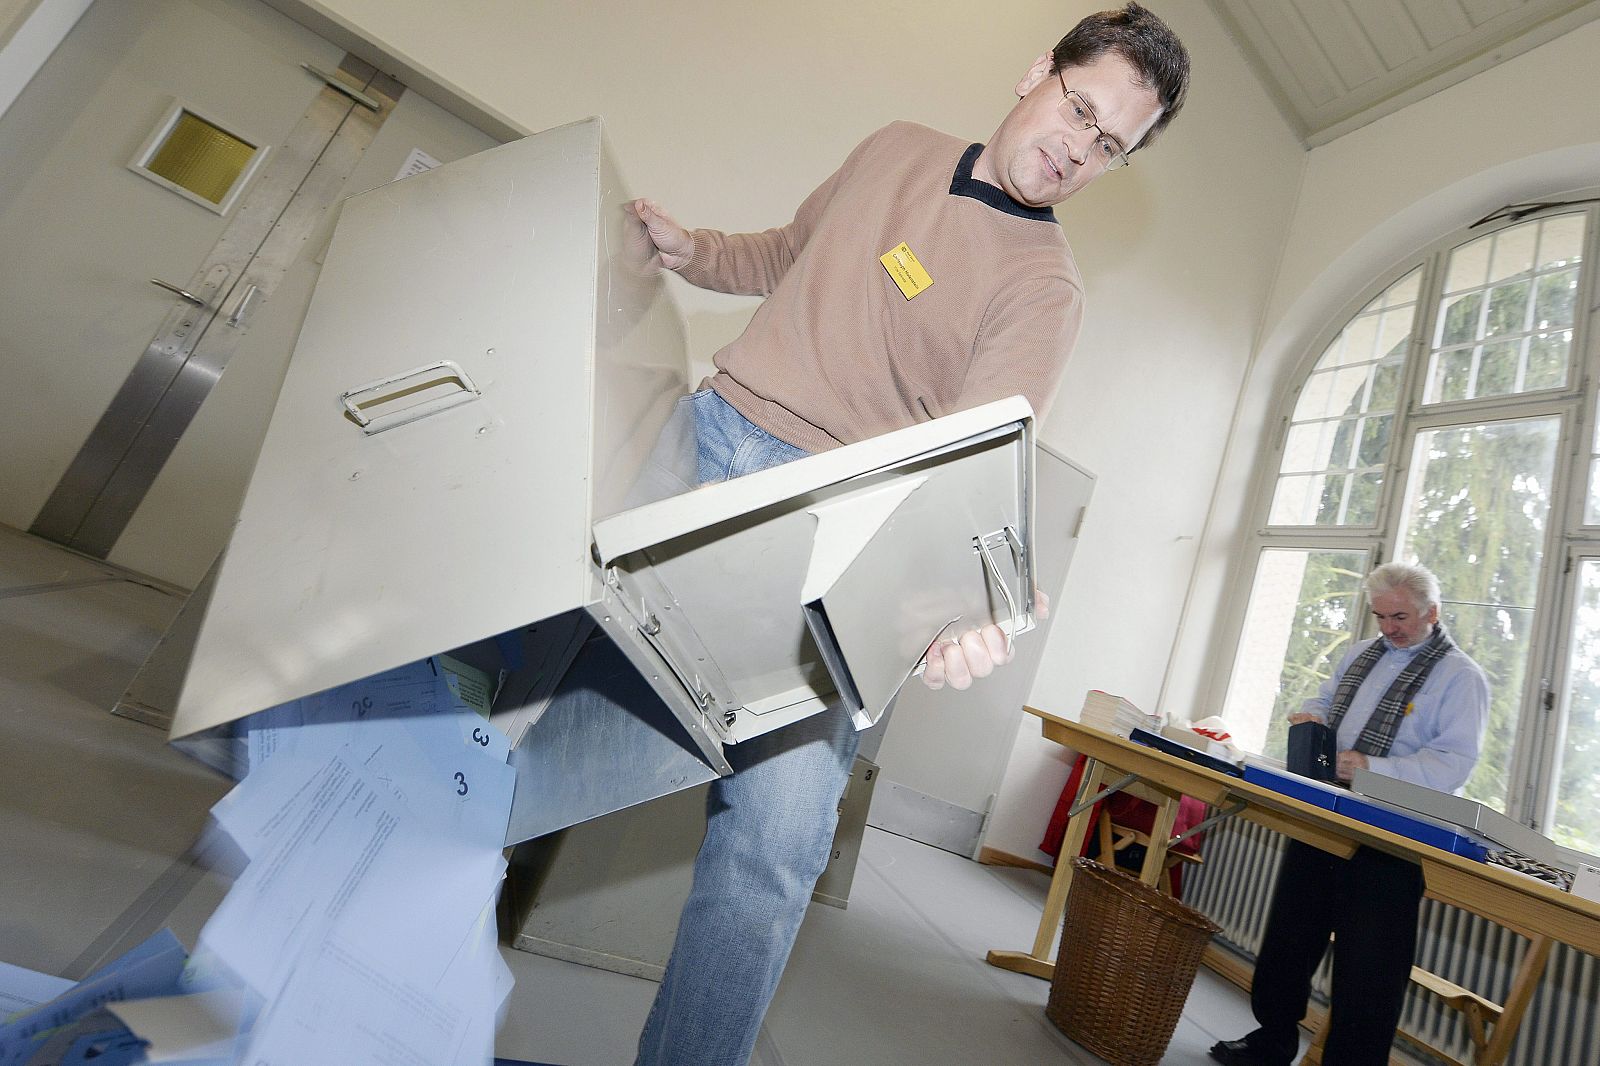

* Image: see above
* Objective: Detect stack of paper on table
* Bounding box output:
[1079,690,1160,737]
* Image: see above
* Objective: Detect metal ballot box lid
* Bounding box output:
[590,397,1037,747]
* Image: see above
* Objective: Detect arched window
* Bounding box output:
[1221,199,1598,852]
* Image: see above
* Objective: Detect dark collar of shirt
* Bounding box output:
[950,143,1059,223]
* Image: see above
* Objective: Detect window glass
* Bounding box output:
[1551,559,1600,853]
[1424,215,1584,404]
[1221,548,1370,758]
[1397,416,1560,811]
[1268,270,1420,527]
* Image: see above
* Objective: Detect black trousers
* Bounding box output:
[1245,841,1425,1066]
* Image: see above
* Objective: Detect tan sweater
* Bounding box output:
[681,121,1084,453]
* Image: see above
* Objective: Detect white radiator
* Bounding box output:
[1185,819,1599,1065]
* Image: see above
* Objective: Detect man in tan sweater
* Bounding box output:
[629,6,1190,1063]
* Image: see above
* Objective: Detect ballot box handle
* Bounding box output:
[339,359,482,434]
[975,524,1025,653]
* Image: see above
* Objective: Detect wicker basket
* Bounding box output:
[1046,858,1221,1066]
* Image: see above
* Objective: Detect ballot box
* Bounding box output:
[152,116,1081,848]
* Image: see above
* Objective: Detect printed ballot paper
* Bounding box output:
[0,658,516,1064]
[194,658,517,1065]
[0,964,72,1022]
[0,930,187,1066]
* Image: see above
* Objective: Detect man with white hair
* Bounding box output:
[1211,561,1489,1066]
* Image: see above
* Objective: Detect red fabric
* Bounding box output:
[1038,754,1208,898]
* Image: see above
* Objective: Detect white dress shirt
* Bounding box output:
[1300,632,1489,794]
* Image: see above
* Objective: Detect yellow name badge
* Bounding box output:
[880,242,934,300]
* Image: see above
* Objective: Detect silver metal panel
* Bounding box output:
[806,429,1034,729]
[1350,769,1572,867]
[870,442,1095,828]
[504,782,706,981]
[172,117,686,737]
[504,635,721,844]
[485,610,595,746]
[812,756,880,909]
[593,398,1035,747]
[866,778,987,859]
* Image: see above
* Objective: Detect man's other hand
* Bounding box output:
[630,199,695,272]
[1336,750,1369,782]
[921,590,1050,691]
[1287,712,1322,725]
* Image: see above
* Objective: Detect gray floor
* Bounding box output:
[0,523,1264,1065]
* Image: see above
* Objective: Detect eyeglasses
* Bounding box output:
[1056,69,1131,171]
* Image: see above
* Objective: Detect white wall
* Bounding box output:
[0,0,91,118]
[1167,21,1600,740]
[258,0,1306,861]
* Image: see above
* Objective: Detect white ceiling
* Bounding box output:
[1207,0,1600,146]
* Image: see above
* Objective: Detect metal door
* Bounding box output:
[0,0,497,588]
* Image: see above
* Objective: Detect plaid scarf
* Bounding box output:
[1325,625,1456,757]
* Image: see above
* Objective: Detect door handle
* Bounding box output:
[150,278,205,306]
[301,64,381,111]
[227,284,261,328]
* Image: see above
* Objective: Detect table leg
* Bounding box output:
[1138,794,1180,886]
[1479,934,1551,1066]
[985,757,1106,980]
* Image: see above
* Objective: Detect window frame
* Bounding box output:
[1217,195,1600,829]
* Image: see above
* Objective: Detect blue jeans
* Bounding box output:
[634,390,863,1066]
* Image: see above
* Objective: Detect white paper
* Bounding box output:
[241,887,504,1066]
[394,147,441,181]
[107,988,244,1063]
[192,659,517,1060]
[199,739,510,995]
[0,963,72,1022]
[0,930,186,1066]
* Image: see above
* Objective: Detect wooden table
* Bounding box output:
[987,707,1600,1066]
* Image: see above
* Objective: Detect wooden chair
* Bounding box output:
[1299,934,1551,1066]
[1095,808,1203,897]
